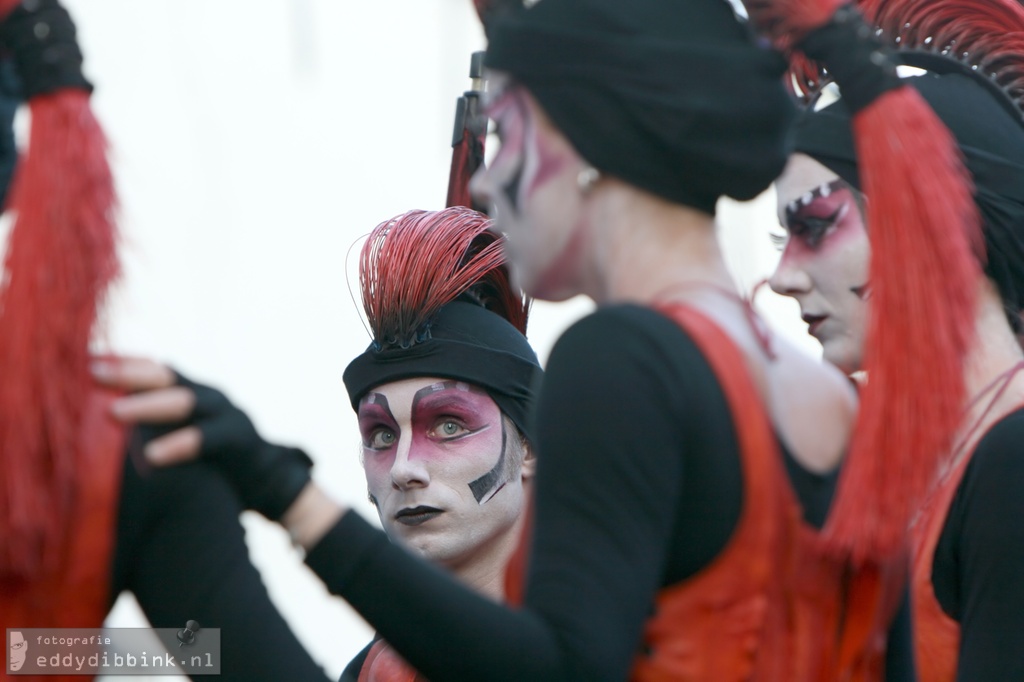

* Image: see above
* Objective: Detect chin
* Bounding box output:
[524,267,582,302]
[823,346,862,377]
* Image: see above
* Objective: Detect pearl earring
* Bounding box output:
[577,166,601,193]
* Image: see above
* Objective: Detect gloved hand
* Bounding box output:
[165,373,314,521]
[99,357,314,522]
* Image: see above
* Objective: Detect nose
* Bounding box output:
[769,251,813,298]
[390,436,429,491]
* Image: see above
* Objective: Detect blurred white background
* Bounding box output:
[42,1,820,679]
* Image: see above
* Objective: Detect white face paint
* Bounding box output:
[770,154,871,375]
[357,376,529,569]
[471,79,592,302]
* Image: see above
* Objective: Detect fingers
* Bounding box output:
[145,426,203,465]
[111,386,196,423]
[92,356,176,391]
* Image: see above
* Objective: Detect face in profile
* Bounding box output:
[357,377,532,569]
[9,631,26,671]
[770,153,871,375]
[471,76,590,302]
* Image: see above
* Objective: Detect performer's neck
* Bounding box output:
[576,180,734,306]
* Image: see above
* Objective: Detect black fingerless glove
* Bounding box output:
[169,372,313,521]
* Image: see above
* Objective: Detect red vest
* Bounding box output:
[362,304,904,681]
[628,303,900,681]
[1,388,125,681]
[909,456,969,682]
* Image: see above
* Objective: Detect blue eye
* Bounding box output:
[367,428,396,449]
[434,420,470,440]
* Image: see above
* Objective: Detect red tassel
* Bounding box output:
[743,0,986,564]
[786,0,1024,103]
[0,89,118,578]
[824,87,982,564]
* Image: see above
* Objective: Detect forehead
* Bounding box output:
[360,376,494,410]
[775,153,842,217]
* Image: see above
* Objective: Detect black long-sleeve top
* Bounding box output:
[309,305,912,681]
[933,406,1024,680]
[112,451,332,682]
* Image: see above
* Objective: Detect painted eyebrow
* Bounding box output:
[414,394,486,414]
[411,381,484,409]
[358,393,396,422]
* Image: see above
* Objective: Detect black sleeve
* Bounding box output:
[932,409,1024,680]
[884,587,917,682]
[112,451,332,682]
[305,306,744,681]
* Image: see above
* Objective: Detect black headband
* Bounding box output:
[344,301,543,439]
[484,0,796,214]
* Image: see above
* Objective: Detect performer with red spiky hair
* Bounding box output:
[338,206,541,682]
[769,0,1024,678]
[0,2,334,679]
[100,0,984,679]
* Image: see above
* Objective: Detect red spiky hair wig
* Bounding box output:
[345,206,540,437]
[0,0,119,578]
[789,0,1024,110]
[869,0,1024,105]
[741,0,983,564]
[360,206,528,343]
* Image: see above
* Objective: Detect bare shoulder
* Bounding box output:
[767,337,857,474]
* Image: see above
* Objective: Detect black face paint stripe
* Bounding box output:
[502,156,525,211]
[469,419,507,503]
[500,95,529,214]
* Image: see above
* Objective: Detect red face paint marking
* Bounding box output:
[358,393,398,456]
[532,210,588,295]
[772,177,871,374]
[524,114,568,198]
[359,382,504,487]
[486,89,528,216]
[779,180,866,263]
[409,383,501,470]
[358,377,526,567]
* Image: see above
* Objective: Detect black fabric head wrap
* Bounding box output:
[484,0,797,214]
[795,69,1024,329]
[343,301,542,439]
